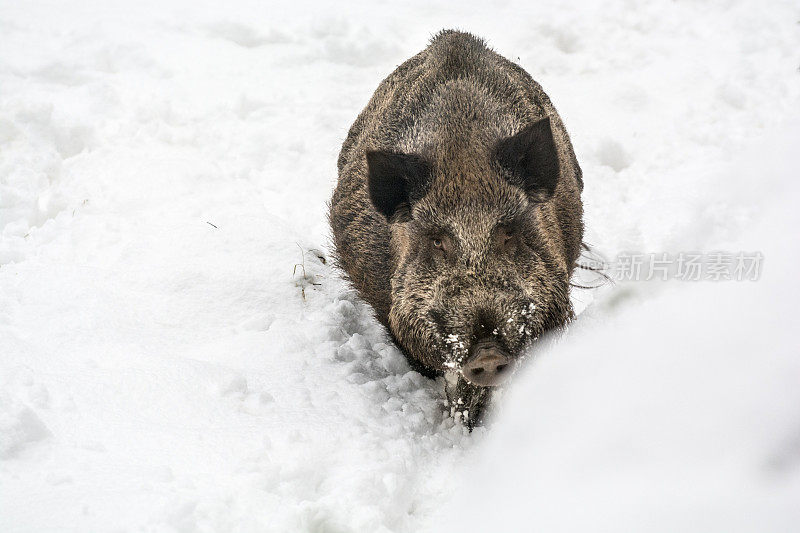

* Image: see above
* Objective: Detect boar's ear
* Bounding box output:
[495,116,560,201]
[366,150,431,220]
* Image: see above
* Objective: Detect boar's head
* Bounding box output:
[366,116,575,388]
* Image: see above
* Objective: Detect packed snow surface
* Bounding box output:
[1,0,799,531]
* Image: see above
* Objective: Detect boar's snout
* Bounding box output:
[462,338,514,387]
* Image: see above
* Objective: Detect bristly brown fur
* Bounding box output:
[329,30,584,425]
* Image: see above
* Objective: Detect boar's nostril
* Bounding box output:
[462,338,513,387]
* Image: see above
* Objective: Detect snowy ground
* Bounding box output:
[1,1,799,531]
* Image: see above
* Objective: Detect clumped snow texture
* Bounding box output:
[1,0,798,531]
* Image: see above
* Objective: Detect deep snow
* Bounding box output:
[1,0,799,531]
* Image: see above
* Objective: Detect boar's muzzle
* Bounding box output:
[461,337,514,387]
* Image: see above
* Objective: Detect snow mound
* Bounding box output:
[0,394,51,459]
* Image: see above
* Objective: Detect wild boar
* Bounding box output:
[329,30,584,427]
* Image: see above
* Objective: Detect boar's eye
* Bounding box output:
[430,235,450,257]
[496,225,518,253]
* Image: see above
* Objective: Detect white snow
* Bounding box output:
[1,0,799,531]
[0,393,52,460]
